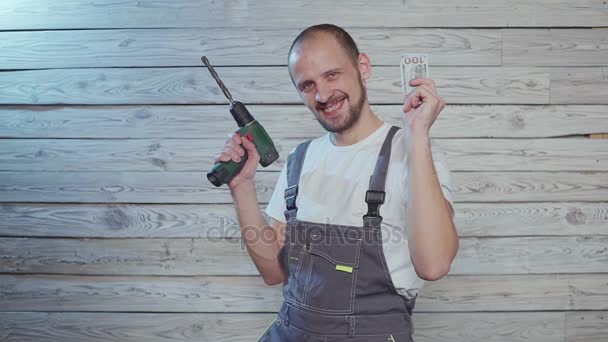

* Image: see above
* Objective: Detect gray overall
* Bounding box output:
[258,126,416,342]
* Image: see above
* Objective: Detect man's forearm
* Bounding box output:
[230,182,284,285]
[405,131,459,281]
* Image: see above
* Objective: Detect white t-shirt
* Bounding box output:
[264,121,455,298]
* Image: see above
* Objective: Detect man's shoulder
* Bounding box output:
[287,133,329,157]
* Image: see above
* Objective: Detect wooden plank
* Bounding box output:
[0,203,241,238]
[414,312,566,342]
[0,28,501,69]
[0,105,327,139]
[566,312,608,342]
[0,237,259,276]
[456,202,608,237]
[1,138,606,172]
[0,311,578,342]
[0,66,552,105]
[1,0,606,30]
[1,202,606,238]
[0,171,273,203]
[1,274,607,312]
[420,274,608,312]
[551,67,608,104]
[439,139,608,171]
[0,275,281,312]
[212,0,608,29]
[503,28,608,67]
[450,236,608,275]
[425,105,608,138]
[1,236,607,275]
[2,105,607,139]
[1,171,606,203]
[0,66,601,105]
[0,312,278,342]
[0,0,225,31]
[451,172,608,202]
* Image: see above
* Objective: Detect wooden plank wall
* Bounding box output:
[1,1,607,341]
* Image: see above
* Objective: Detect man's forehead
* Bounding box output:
[288,33,343,72]
[290,33,340,60]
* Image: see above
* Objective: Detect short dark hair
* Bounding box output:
[287,23,360,67]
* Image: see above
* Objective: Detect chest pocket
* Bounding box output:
[284,230,362,314]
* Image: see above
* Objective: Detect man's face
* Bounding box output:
[288,34,367,133]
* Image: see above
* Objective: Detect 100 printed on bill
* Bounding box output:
[401,54,429,95]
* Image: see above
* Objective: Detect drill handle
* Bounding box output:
[206,148,248,187]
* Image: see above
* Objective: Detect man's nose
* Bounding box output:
[315,82,332,103]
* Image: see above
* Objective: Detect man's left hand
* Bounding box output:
[402,78,446,135]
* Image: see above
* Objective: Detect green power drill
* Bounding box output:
[201,56,279,187]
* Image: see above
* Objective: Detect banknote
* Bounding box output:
[400,54,428,95]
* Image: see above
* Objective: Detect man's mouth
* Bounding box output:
[319,97,346,116]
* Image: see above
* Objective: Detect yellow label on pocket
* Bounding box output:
[335,264,353,273]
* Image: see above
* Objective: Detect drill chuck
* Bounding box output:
[229,101,255,127]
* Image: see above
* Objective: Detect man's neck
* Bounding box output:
[330,107,384,146]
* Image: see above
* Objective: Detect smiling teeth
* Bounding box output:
[324,99,343,112]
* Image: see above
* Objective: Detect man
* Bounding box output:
[215,24,459,341]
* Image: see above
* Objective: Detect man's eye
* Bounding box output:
[302,82,312,90]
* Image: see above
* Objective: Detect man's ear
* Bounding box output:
[357,52,372,83]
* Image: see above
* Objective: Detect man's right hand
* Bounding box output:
[214,131,261,191]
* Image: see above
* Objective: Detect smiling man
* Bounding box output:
[290,28,368,140]
[216,23,459,342]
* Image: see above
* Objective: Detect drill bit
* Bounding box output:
[201,56,234,103]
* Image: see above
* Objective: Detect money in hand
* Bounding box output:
[401,54,428,95]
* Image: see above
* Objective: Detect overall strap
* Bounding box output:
[284,140,312,222]
[363,125,401,228]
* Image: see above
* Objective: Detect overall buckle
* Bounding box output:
[364,190,385,218]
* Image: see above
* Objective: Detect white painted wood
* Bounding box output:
[1,236,607,275]
[1,274,607,312]
[550,67,608,104]
[1,138,606,172]
[503,28,608,66]
[1,202,606,238]
[1,0,606,30]
[2,105,606,139]
[0,311,592,342]
[0,28,501,69]
[0,66,553,105]
[0,1,606,340]
[3,66,603,105]
[1,171,607,203]
[565,312,608,342]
